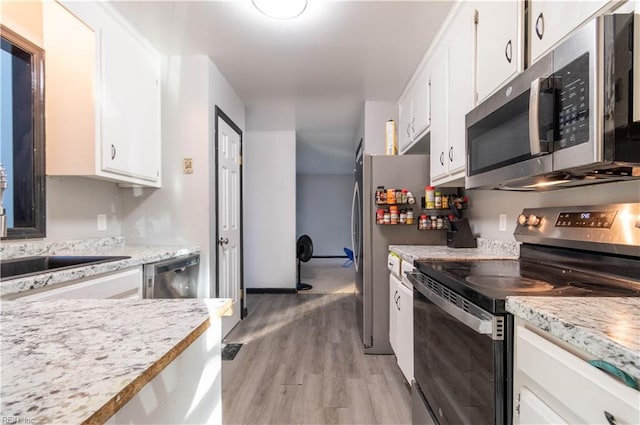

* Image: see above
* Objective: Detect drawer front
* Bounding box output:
[517,326,640,424]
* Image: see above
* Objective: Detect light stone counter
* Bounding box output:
[1,237,199,298]
[0,298,232,424]
[389,238,520,264]
[507,297,640,382]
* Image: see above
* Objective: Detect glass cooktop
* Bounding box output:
[414,259,640,314]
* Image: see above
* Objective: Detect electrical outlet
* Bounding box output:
[499,214,507,232]
[97,214,107,231]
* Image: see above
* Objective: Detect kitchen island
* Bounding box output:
[1,298,232,424]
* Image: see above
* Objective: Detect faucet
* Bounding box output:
[0,164,7,237]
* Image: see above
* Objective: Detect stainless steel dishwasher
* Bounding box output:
[143,254,200,298]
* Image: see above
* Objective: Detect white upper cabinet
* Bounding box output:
[399,67,431,154]
[475,1,524,103]
[430,3,474,185]
[529,0,611,64]
[44,1,161,187]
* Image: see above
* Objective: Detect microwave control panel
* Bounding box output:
[555,53,590,150]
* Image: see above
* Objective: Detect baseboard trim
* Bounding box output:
[312,255,348,259]
[247,288,297,294]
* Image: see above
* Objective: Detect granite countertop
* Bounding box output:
[0,298,232,424]
[1,237,200,298]
[389,238,520,264]
[507,297,640,382]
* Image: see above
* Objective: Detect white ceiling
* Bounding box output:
[112,0,453,173]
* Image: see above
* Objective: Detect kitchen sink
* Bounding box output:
[0,256,131,281]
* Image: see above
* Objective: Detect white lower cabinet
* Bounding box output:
[389,273,414,383]
[513,322,640,425]
[16,268,142,301]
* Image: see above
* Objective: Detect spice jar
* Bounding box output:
[442,194,449,209]
[419,214,428,230]
[399,210,407,224]
[436,216,444,229]
[376,209,385,224]
[383,212,391,224]
[406,210,414,225]
[396,189,403,204]
[376,186,385,204]
[387,188,396,204]
[435,191,442,209]
[425,186,435,209]
[431,215,437,229]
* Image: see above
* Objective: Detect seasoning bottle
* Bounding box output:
[406,210,414,225]
[442,194,449,209]
[387,188,396,205]
[376,186,385,204]
[396,189,403,204]
[376,209,385,224]
[383,212,391,224]
[431,215,437,229]
[390,206,399,224]
[435,191,442,209]
[425,186,435,209]
[436,216,444,229]
[419,214,427,230]
[399,210,407,224]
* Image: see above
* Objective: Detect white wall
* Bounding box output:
[363,101,397,155]
[46,177,122,241]
[467,180,640,240]
[296,173,353,256]
[121,55,245,298]
[244,131,296,289]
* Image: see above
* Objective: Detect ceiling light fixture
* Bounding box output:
[252,0,308,20]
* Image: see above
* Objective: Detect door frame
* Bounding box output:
[214,106,246,319]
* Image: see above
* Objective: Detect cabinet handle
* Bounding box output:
[406,124,411,137]
[535,13,544,40]
[111,144,116,160]
[448,146,453,162]
[505,39,512,63]
[604,412,617,425]
[440,152,445,166]
[397,294,400,310]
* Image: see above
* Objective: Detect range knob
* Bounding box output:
[517,214,528,226]
[527,214,541,227]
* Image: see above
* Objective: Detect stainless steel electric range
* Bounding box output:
[407,203,640,425]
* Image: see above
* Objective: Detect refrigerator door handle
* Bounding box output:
[350,181,361,272]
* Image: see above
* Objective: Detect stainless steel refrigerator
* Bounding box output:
[351,152,444,354]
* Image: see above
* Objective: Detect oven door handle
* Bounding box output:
[408,273,500,339]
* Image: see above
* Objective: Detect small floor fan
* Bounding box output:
[296,235,313,291]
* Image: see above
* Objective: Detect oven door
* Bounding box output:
[465,53,554,190]
[410,272,511,425]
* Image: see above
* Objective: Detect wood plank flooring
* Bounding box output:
[222,293,412,425]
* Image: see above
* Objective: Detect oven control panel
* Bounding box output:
[555,211,617,228]
[513,203,639,257]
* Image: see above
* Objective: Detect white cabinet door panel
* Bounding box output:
[429,45,448,181]
[389,274,401,354]
[476,1,523,102]
[412,70,431,138]
[519,388,568,425]
[397,280,414,383]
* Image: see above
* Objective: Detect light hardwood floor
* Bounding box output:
[222,293,412,425]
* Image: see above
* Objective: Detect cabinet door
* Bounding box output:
[397,281,414,383]
[398,94,413,152]
[43,1,97,177]
[16,268,142,300]
[446,5,475,176]
[389,274,401,354]
[99,7,161,183]
[529,0,610,64]
[519,388,569,424]
[429,45,448,181]
[476,1,523,102]
[412,70,431,138]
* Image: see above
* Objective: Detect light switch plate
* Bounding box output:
[97,214,107,231]
[499,214,507,232]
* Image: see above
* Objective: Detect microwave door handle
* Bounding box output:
[529,77,544,156]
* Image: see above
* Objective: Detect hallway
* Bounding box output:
[222,293,411,424]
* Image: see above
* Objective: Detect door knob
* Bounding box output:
[218,237,229,246]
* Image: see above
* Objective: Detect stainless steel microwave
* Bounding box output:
[466,13,640,190]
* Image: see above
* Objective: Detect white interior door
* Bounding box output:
[217,112,242,336]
